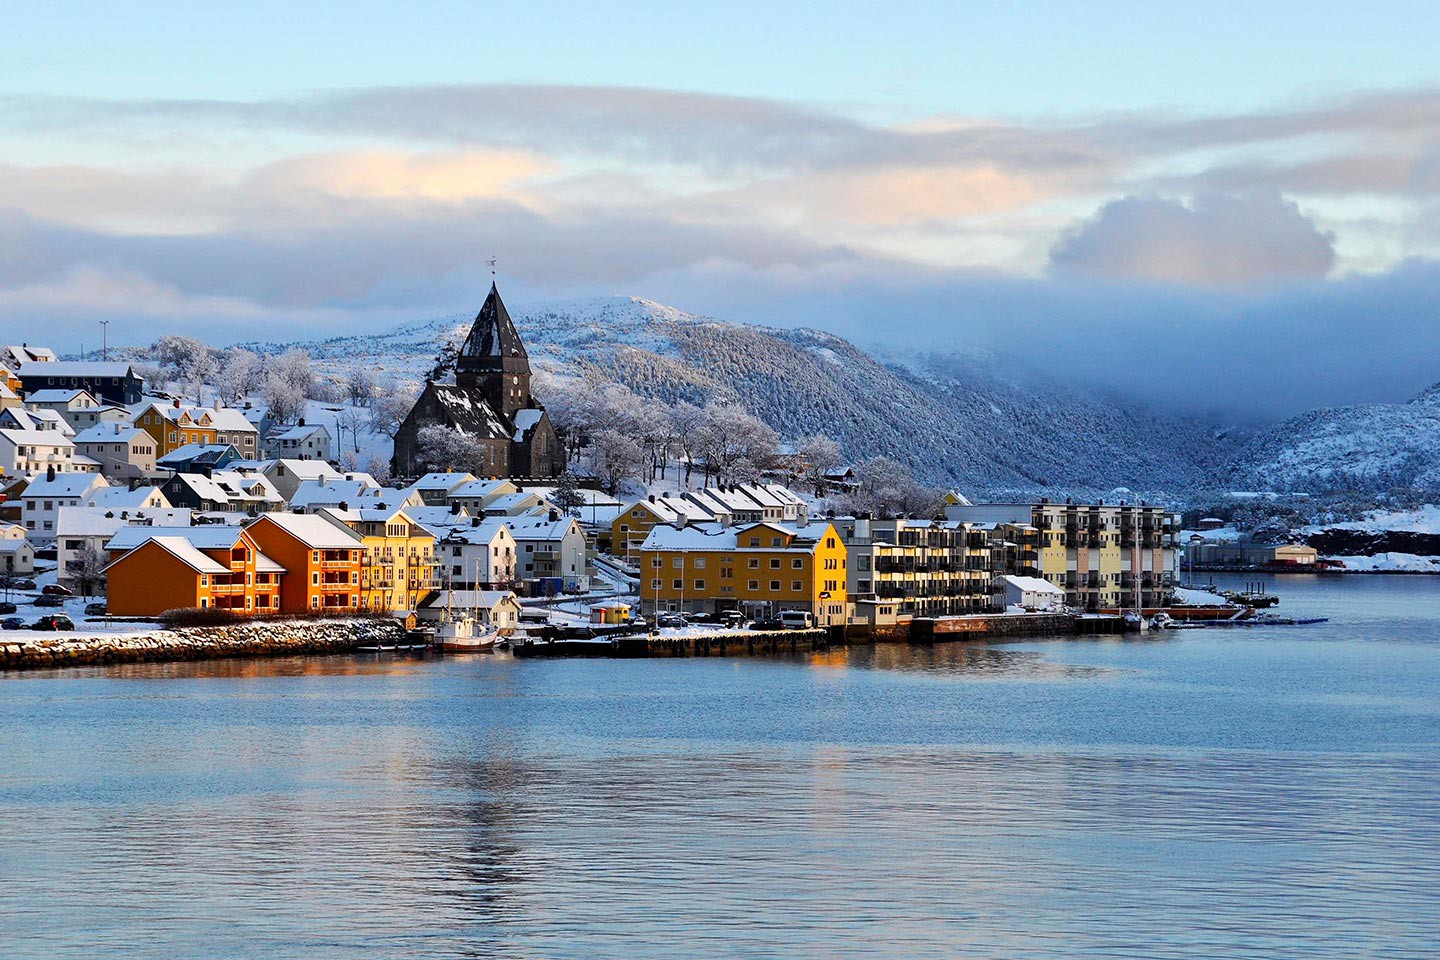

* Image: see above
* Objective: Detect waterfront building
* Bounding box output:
[245,513,364,613]
[104,525,284,616]
[19,468,109,543]
[946,499,1179,610]
[832,515,994,617]
[610,483,810,561]
[317,504,440,612]
[506,511,589,592]
[415,588,523,635]
[1002,575,1066,610]
[637,520,848,624]
[57,505,192,588]
[434,517,518,589]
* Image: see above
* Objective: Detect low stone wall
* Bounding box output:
[0,617,406,671]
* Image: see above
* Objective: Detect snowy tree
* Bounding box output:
[416,424,485,474]
[213,348,261,404]
[368,388,416,440]
[271,348,313,397]
[591,429,646,495]
[153,335,214,404]
[697,402,778,486]
[798,433,843,496]
[262,375,307,425]
[850,457,943,518]
[336,407,367,454]
[551,472,585,517]
[347,366,378,407]
[364,455,393,486]
[669,401,707,486]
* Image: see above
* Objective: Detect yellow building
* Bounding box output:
[318,504,440,612]
[637,521,848,625]
[135,401,218,456]
[611,495,713,560]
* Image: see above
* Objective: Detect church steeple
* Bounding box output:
[455,282,533,419]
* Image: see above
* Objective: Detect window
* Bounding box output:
[770,580,781,591]
[826,537,836,548]
[694,579,705,591]
[651,578,662,590]
[694,557,707,568]
[769,558,780,569]
[747,558,759,569]
[673,579,683,590]
[672,557,682,568]
[651,557,662,568]
[792,558,803,569]
[748,580,759,591]
[791,580,802,591]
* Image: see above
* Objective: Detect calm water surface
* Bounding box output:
[2,574,1438,958]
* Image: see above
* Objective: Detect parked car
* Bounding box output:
[31,614,75,631]
[779,610,815,629]
[42,584,75,597]
[0,602,16,615]
[656,613,687,629]
[751,617,785,631]
[1,616,24,630]
[84,602,108,617]
[32,596,65,608]
[5,578,36,591]
[719,610,747,627]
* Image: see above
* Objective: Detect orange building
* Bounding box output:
[104,526,283,616]
[246,513,364,613]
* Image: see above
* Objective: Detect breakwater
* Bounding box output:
[0,617,406,671]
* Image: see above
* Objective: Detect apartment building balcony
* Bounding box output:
[318,581,354,593]
[210,584,245,595]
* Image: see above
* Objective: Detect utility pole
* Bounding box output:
[100,320,110,362]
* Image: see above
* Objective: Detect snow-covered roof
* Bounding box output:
[0,427,74,451]
[20,360,137,379]
[1004,575,1064,594]
[417,589,519,611]
[73,423,149,445]
[410,472,477,491]
[449,478,514,500]
[22,471,106,499]
[505,514,581,541]
[404,505,472,532]
[438,517,512,544]
[289,478,382,509]
[273,423,328,441]
[250,512,362,549]
[24,388,93,405]
[265,459,342,481]
[59,505,192,537]
[483,491,542,514]
[89,485,169,509]
[512,408,543,440]
[157,443,238,466]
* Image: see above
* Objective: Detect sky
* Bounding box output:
[2,2,1439,418]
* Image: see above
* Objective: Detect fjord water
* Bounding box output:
[2,575,1437,959]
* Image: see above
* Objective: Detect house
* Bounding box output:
[88,485,173,511]
[19,361,144,406]
[435,517,517,588]
[23,388,102,429]
[1,345,57,369]
[638,521,849,625]
[404,504,473,536]
[261,459,344,502]
[265,420,332,461]
[0,427,75,476]
[156,443,242,475]
[56,505,192,589]
[245,512,364,613]
[72,423,158,481]
[392,283,564,479]
[1003,575,1066,610]
[1186,542,1320,568]
[0,522,35,577]
[133,400,218,457]
[14,407,76,439]
[0,379,20,413]
[610,494,718,560]
[405,472,478,506]
[590,599,632,624]
[481,490,553,517]
[415,589,522,635]
[506,512,589,592]
[317,504,440,612]
[446,477,519,514]
[161,471,284,514]
[288,476,383,514]
[104,525,284,617]
[19,469,110,542]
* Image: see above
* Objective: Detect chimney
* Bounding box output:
[549,509,559,522]
[339,500,349,511]
[172,398,181,409]
[46,465,55,481]
[298,417,305,426]
[450,502,461,514]
[471,517,480,527]
[213,398,221,411]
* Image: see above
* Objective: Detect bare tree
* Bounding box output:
[798,433,843,496]
[336,407,367,454]
[697,402,778,486]
[590,429,645,495]
[417,424,487,474]
[214,348,261,404]
[262,375,307,425]
[669,401,707,487]
[347,366,378,407]
[69,544,109,599]
[368,388,416,440]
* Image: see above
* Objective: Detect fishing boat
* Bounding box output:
[434,614,499,652]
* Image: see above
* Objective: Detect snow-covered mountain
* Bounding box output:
[252,295,1232,496]
[1228,384,1440,493]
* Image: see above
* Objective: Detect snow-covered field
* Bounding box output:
[1312,504,1440,535]
[1331,553,1440,572]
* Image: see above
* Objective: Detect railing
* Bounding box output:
[320,559,353,569]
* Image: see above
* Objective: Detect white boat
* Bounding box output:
[1123,610,1149,632]
[435,614,499,652]
[1150,612,1176,630]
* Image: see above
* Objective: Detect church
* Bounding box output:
[391,283,565,479]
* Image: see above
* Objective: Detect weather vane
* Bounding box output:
[487,256,497,278]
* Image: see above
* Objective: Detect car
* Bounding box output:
[656,614,687,629]
[7,578,36,591]
[84,602,108,617]
[779,610,815,630]
[0,602,16,615]
[719,611,747,627]
[1,616,24,630]
[751,618,785,632]
[42,584,75,597]
[31,614,75,631]
[32,596,65,608]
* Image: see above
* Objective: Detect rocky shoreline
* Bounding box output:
[0,618,407,671]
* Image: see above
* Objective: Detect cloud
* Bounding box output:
[1048,192,1336,286]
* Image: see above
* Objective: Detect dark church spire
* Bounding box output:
[455,282,533,419]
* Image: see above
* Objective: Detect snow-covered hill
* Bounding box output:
[247,295,1231,496]
[1229,385,1440,493]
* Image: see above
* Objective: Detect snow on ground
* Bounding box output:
[1179,526,1242,542]
[1332,553,1440,572]
[1172,587,1234,606]
[1313,504,1440,536]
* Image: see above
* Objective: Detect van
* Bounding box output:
[778,610,813,629]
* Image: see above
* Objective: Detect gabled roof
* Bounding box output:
[249,512,362,549]
[73,424,149,445]
[417,589,520,611]
[449,478,515,500]
[22,471,107,499]
[264,459,342,481]
[58,505,192,537]
[505,513,581,541]
[424,382,511,439]
[124,536,231,574]
[0,427,74,449]
[410,471,477,491]
[20,360,137,379]
[289,478,382,509]
[157,443,240,468]
[438,516,513,544]
[273,423,328,441]
[89,485,170,509]
[459,283,526,361]
[24,388,94,405]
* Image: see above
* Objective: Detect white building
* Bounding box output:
[1002,575,1066,611]
[0,427,75,475]
[436,517,517,588]
[56,505,193,588]
[0,522,35,577]
[506,512,589,591]
[73,423,158,482]
[265,422,332,461]
[20,469,110,542]
[415,589,522,634]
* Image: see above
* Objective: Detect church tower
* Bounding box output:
[455,282,531,419]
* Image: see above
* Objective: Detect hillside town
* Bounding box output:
[1,284,1329,640]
